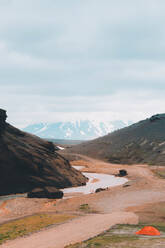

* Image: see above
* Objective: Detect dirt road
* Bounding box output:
[1,212,138,248]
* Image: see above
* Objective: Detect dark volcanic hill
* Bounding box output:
[67,114,165,165]
[0,109,87,196]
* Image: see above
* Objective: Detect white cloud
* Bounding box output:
[0,89,164,128]
[0,0,165,127]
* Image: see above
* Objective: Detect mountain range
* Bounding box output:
[23,120,132,140]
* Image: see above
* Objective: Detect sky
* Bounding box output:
[0,0,165,128]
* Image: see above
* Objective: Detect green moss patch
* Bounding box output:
[79,204,98,214]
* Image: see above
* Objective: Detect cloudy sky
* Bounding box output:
[0,0,165,128]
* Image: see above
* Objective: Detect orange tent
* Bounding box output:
[136,226,160,236]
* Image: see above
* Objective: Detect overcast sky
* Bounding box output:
[0,0,165,127]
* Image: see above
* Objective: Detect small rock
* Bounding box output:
[95,188,107,193]
[123,184,131,188]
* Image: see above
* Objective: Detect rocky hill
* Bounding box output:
[67,114,165,165]
[0,109,87,197]
[23,120,131,140]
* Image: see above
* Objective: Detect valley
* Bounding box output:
[1,1,165,247]
[1,154,165,247]
[1,112,165,247]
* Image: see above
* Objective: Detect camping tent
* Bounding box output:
[136,226,160,236]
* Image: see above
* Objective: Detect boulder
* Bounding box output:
[27,187,64,199]
[150,114,161,122]
[118,169,128,177]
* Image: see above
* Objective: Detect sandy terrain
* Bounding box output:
[1,153,165,247]
[1,212,138,248]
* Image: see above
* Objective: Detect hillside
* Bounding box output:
[23,120,130,140]
[67,114,165,165]
[0,109,87,196]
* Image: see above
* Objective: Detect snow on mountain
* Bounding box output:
[23,120,132,140]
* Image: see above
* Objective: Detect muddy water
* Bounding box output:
[63,172,128,195]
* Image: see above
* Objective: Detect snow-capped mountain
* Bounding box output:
[23,120,132,140]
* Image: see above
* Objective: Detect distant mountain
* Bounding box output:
[23,120,132,140]
[67,114,165,166]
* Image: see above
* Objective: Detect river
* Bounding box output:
[62,167,128,195]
